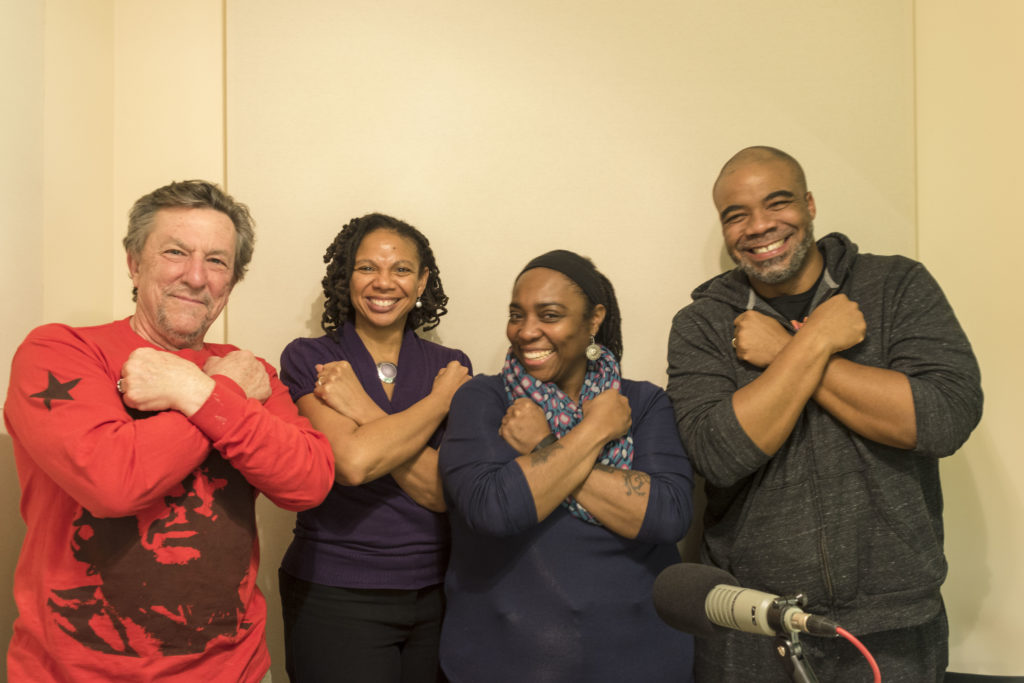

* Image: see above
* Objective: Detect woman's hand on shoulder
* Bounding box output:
[430,360,471,406]
[499,397,551,455]
[582,389,632,444]
[314,361,382,425]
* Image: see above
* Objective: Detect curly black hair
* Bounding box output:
[321,213,449,337]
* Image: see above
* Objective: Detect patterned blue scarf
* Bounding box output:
[502,344,634,525]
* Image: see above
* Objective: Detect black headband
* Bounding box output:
[518,250,604,306]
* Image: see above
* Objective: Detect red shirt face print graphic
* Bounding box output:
[49,453,255,657]
[136,467,229,566]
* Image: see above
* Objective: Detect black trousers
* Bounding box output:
[279,569,446,683]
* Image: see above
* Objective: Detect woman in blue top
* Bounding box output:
[278,213,470,682]
[438,249,695,682]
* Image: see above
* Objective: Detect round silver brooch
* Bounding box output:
[376,362,398,384]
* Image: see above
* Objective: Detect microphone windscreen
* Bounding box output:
[652,562,739,638]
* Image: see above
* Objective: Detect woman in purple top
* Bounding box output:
[438,250,694,682]
[278,214,470,682]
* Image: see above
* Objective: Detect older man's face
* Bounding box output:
[128,207,236,350]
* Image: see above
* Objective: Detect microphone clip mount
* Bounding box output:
[774,628,819,683]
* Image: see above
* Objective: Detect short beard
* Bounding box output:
[157,307,212,348]
[737,225,816,285]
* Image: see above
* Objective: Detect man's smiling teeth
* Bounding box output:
[751,238,786,254]
[523,350,553,361]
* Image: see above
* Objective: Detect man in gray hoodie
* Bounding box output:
[666,146,982,682]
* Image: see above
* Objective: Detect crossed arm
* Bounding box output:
[297,359,469,512]
[8,328,332,518]
[730,293,915,456]
[499,393,652,539]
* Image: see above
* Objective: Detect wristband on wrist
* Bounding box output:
[532,433,558,452]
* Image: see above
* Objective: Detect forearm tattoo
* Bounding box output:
[530,441,563,466]
[595,463,649,497]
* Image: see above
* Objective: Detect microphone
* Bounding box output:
[652,563,839,639]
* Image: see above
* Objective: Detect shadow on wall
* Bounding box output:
[1,432,26,673]
[305,293,325,340]
[941,428,994,653]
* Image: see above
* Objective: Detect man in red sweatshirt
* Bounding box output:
[4,180,335,682]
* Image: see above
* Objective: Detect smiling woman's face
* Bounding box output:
[507,268,604,398]
[348,228,428,332]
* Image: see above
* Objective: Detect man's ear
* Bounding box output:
[126,251,140,286]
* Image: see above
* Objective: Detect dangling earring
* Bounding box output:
[415,297,423,309]
[585,335,602,361]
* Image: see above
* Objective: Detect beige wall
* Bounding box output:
[1,0,45,668]
[224,0,918,385]
[42,1,115,328]
[916,1,1024,676]
[1,0,1017,678]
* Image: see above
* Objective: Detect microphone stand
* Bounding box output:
[771,594,819,683]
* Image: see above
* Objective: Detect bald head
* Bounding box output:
[711,145,821,297]
[714,146,808,199]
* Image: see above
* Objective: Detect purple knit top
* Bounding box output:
[278,324,471,589]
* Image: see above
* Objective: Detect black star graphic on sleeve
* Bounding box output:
[30,371,82,410]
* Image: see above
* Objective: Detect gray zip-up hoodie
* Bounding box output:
[666,232,982,634]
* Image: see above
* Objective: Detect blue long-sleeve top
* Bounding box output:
[438,374,695,683]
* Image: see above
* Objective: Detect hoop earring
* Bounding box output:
[585,336,602,361]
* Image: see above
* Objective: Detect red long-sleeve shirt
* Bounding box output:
[4,318,334,682]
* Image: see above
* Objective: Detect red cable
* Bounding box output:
[836,626,881,682]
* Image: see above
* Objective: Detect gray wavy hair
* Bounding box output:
[123,180,255,299]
